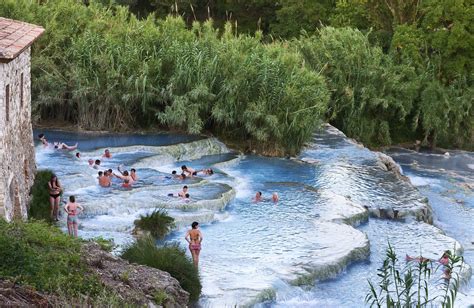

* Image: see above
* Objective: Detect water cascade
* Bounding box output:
[35,127,473,307]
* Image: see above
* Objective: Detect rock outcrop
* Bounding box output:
[376,152,409,182]
[81,242,189,307]
[0,279,51,307]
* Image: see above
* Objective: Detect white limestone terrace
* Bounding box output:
[301,124,434,223]
[34,127,471,307]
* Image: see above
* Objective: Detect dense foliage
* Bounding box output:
[121,236,202,302]
[28,169,55,222]
[0,0,472,151]
[0,219,103,296]
[0,0,328,155]
[134,209,175,239]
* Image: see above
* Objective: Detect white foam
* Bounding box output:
[409,176,440,187]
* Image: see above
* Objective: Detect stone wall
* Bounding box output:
[0,47,36,221]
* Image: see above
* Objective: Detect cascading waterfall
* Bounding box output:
[34,128,473,307]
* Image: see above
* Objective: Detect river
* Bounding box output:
[34,125,473,307]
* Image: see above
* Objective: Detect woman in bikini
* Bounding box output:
[64,195,84,237]
[185,221,203,268]
[48,174,62,221]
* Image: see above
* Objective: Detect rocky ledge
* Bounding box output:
[81,242,189,307]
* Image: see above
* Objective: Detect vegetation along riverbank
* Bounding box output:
[1,0,472,155]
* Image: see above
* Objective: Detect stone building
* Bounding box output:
[0,18,44,221]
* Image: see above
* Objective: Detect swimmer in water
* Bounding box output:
[38,133,48,146]
[64,195,84,237]
[185,221,203,267]
[102,149,112,158]
[75,152,81,159]
[199,168,214,175]
[122,179,132,188]
[272,192,279,202]
[115,169,134,186]
[253,191,263,202]
[88,159,94,167]
[98,171,111,187]
[130,168,138,181]
[178,185,189,198]
[93,159,101,170]
[181,165,197,177]
[53,142,78,151]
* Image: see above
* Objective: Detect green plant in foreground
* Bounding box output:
[134,209,175,239]
[91,236,116,252]
[0,220,103,297]
[366,243,464,307]
[121,236,202,302]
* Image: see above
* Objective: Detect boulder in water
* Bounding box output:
[376,152,409,182]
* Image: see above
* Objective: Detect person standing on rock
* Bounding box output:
[185,221,203,267]
[48,174,62,221]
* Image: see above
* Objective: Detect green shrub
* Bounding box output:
[366,243,463,307]
[134,209,175,239]
[28,169,55,222]
[121,236,201,302]
[0,220,103,297]
[91,237,116,252]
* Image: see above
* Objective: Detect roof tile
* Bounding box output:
[0,17,44,60]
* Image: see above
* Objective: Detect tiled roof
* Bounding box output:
[0,17,44,61]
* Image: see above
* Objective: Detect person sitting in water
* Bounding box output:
[174,171,187,180]
[272,192,279,203]
[114,169,134,185]
[98,171,111,187]
[406,250,451,278]
[181,165,197,177]
[253,191,263,202]
[130,168,138,181]
[64,195,84,237]
[102,149,112,159]
[107,169,113,178]
[53,141,78,151]
[199,168,214,175]
[406,250,450,265]
[178,185,189,198]
[38,133,49,146]
[122,179,132,188]
[93,159,101,170]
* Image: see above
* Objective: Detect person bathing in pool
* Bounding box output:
[253,191,263,202]
[185,221,203,267]
[114,170,134,186]
[181,165,197,177]
[118,166,138,182]
[168,186,190,199]
[53,141,78,151]
[98,171,111,187]
[102,149,112,159]
[198,168,214,175]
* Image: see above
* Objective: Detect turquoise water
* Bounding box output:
[34,127,473,307]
